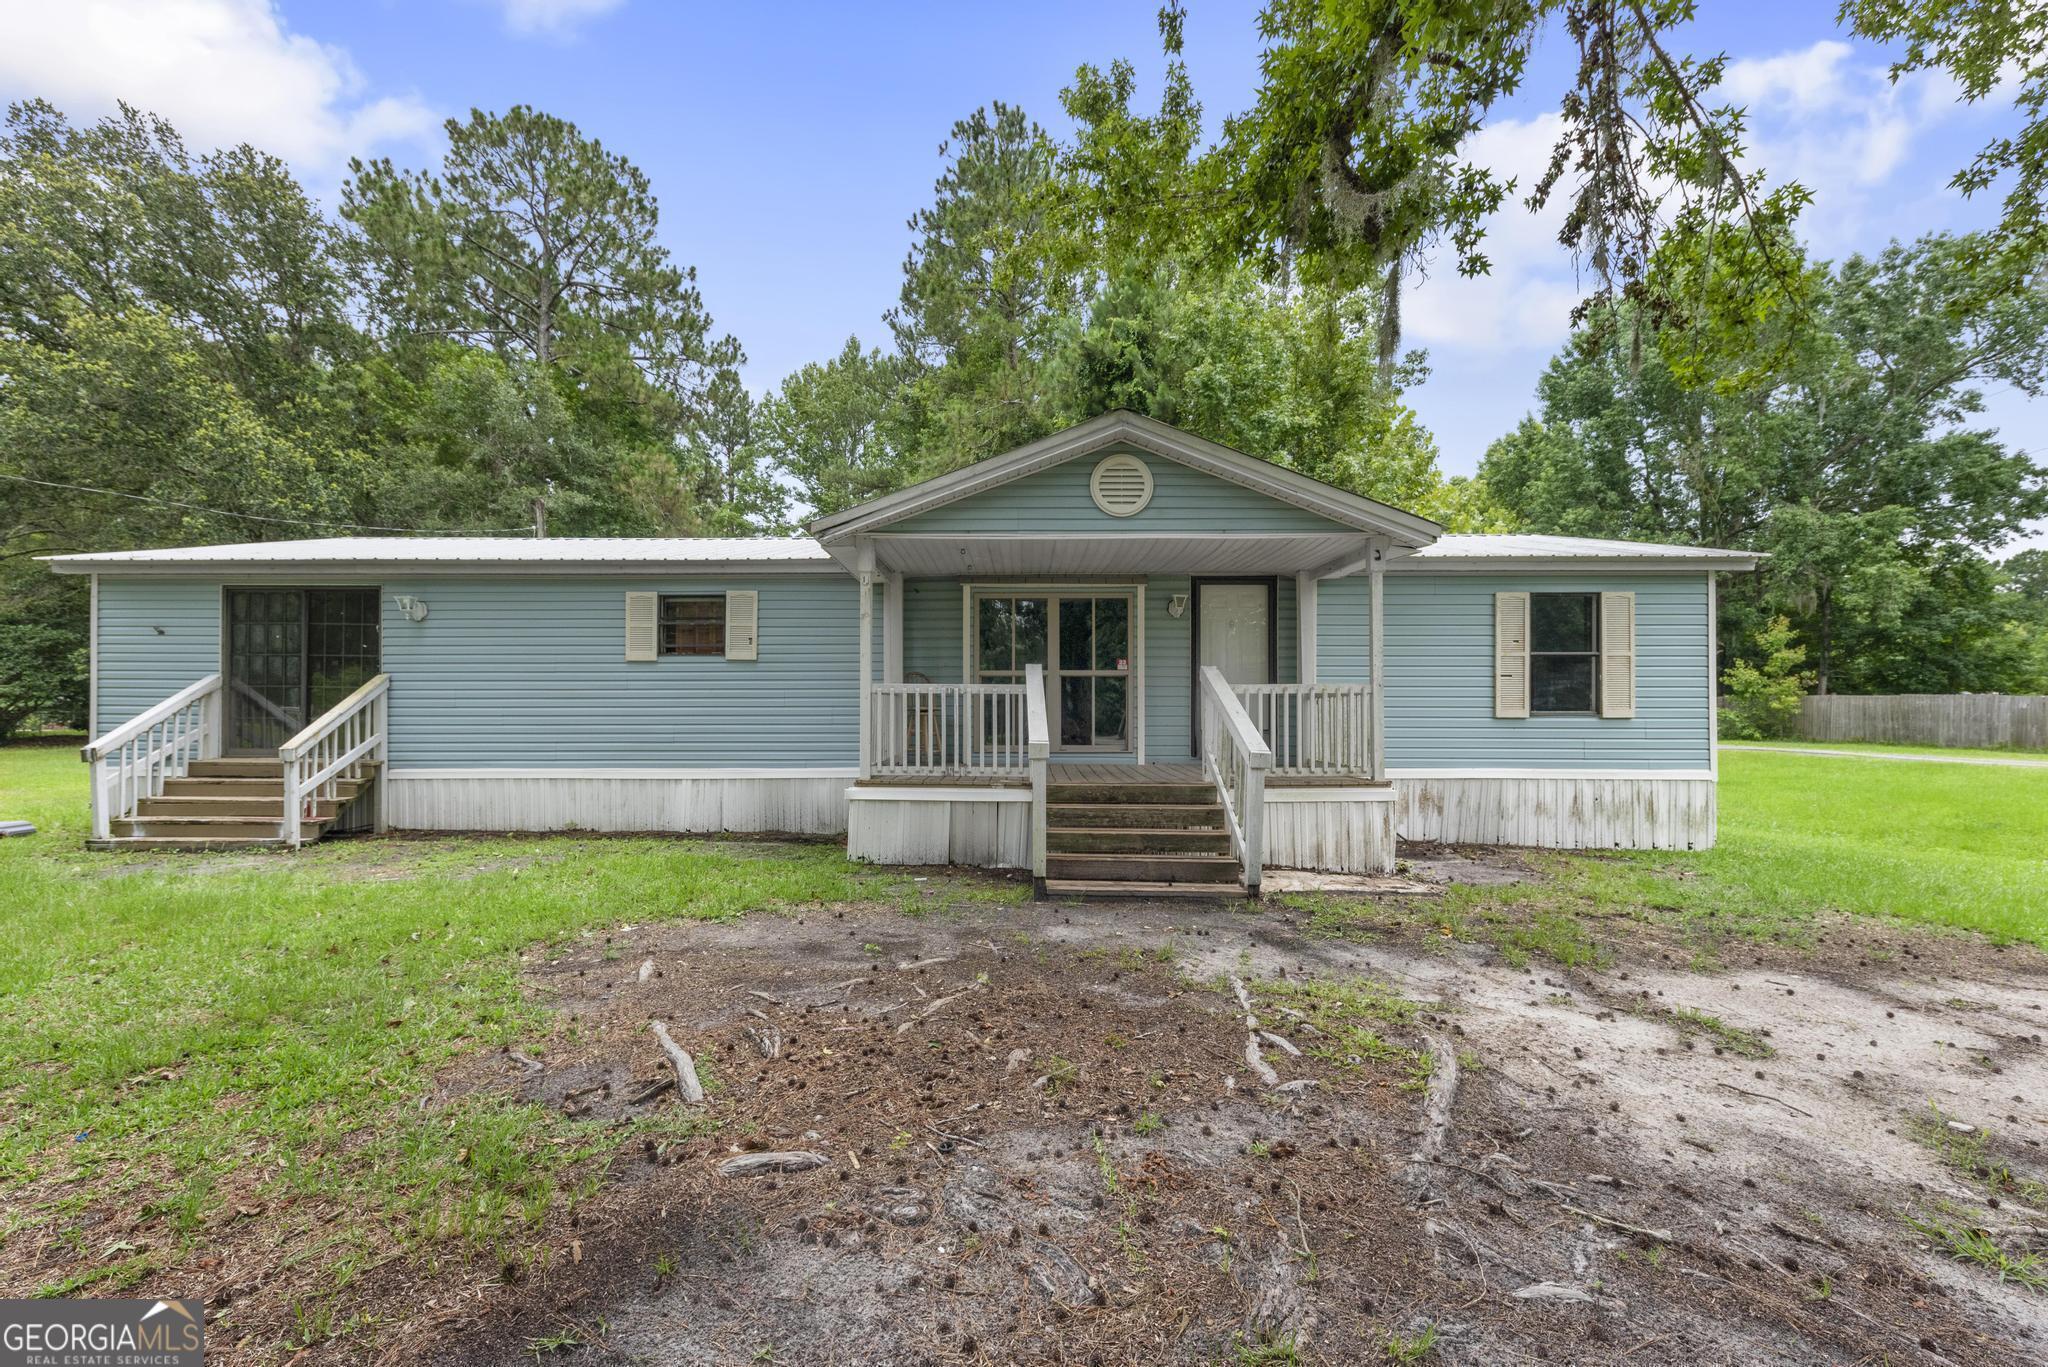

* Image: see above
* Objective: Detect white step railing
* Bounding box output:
[1199,665,1273,895]
[1233,683,1373,777]
[81,675,223,841]
[868,681,1030,779]
[279,674,390,847]
[1025,664,1049,881]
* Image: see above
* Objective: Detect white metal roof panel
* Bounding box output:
[44,537,833,573]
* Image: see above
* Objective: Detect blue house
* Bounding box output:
[47,412,1755,895]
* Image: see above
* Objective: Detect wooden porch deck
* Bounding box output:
[856,762,1386,789]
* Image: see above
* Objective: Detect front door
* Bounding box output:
[226,588,381,755]
[1192,579,1274,751]
[973,592,1134,753]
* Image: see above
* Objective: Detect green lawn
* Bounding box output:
[0,742,1022,1310]
[1724,738,2048,763]
[1,738,2042,1319]
[1442,748,2048,951]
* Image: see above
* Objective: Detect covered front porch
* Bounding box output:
[837,551,1398,894]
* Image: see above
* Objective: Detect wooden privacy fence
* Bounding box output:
[1796,694,2048,751]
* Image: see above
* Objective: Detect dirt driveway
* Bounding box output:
[295,870,2048,1367]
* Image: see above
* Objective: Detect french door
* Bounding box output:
[225,588,381,754]
[975,592,1134,752]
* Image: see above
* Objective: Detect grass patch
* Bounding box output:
[1253,975,1423,1070]
[0,744,1016,1311]
[1419,751,2048,955]
[1665,1007,1775,1059]
[1905,1211,2047,1293]
[1906,1104,2048,1207]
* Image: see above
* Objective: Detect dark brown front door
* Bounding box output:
[226,588,380,755]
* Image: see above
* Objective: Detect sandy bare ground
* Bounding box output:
[279,872,2048,1367]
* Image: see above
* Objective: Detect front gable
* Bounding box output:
[809,411,1442,552]
[888,444,1356,536]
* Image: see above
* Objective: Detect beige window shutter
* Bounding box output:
[725,589,759,660]
[1599,591,1637,718]
[624,591,658,661]
[1494,591,1530,719]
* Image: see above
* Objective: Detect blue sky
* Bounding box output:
[3,0,2040,548]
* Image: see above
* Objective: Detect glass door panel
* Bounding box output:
[974,592,1134,753]
[225,588,382,755]
[307,589,381,715]
[227,589,305,754]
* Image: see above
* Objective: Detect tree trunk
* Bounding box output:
[1815,588,1832,696]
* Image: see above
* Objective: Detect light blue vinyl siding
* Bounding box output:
[890,448,1353,535]
[380,576,864,767]
[1315,575,1372,684]
[1383,573,1712,770]
[95,578,222,732]
[1144,576,1192,761]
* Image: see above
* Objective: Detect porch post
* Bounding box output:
[1368,539,1386,781]
[883,572,904,684]
[1295,572,1317,685]
[857,542,876,781]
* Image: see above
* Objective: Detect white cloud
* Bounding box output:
[1406,111,1587,354]
[0,0,434,176]
[490,0,625,39]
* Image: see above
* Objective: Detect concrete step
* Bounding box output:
[1046,802,1223,829]
[1042,879,1249,901]
[1046,782,1217,806]
[1046,827,1232,855]
[187,758,284,778]
[1044,852,1242,884]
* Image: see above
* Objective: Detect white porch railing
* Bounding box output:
[279,674,390,848]
[1233,683,1373,777]
[1199,665,1273,895]
[81,674,224,841]
[868,681,1030,779]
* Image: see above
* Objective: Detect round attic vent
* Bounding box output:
[1089,453,1154,517]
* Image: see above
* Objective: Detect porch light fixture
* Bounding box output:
[393,595,429,623]
[1167,593,1188,619]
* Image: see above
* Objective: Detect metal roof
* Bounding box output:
[43,536,832,574]
[1398,534,1760,570]
[42,531,1759,575]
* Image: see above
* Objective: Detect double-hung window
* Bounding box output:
[1529,593,1599,714]
[658,595,725,656]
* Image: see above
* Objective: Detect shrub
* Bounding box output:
[1720,616,1813,740]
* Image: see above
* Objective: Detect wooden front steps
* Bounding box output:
[1040,778,1247,900]
[95,758,374,850]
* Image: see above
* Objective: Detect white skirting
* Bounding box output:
[846,787,1031,868]
[1389,771,1716,850]
[1263,787,1397,874]
[382,768,853,835]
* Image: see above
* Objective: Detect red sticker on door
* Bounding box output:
[1117,659,1128,670]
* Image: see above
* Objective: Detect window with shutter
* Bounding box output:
[1599,591,1636,718]
[725,589,758,660]
[624,591,657,661]
[1494,591,1530,718]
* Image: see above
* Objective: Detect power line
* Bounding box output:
[0,472,535,536]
